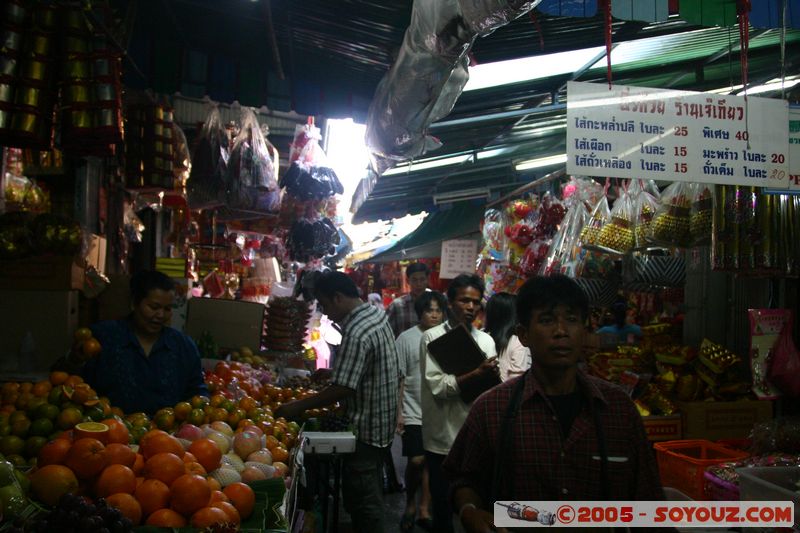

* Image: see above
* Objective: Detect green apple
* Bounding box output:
[0,461,15,486]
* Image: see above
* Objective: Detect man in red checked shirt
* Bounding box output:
[443,275,664,533]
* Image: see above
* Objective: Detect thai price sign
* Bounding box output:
[567,82,795,189]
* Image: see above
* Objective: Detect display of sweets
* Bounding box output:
[596,219,634,253]
[698,338,741,374]
[651,182,692,247]
[635,203,656,247]
[690,185,713,245]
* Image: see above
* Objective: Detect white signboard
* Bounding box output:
[789,105,800,182]
[567,81,796,189]
[440,239,478,279]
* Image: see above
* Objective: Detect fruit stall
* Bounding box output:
[0,356,339,532]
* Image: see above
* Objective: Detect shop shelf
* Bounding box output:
[654,439,749,500]
[737,466,800,529]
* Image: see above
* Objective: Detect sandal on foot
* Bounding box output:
[400,513,416,532]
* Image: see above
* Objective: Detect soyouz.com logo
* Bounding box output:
[493,501,795,528]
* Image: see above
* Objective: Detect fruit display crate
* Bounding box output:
[653,440,749,500]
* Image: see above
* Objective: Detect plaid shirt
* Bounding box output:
[332,303,400,448]
[386,294,418,338]
[443,365,663,503]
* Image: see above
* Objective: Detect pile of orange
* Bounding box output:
[30,428,254,527]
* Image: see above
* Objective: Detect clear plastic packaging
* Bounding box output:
[579,196,610,247]
[596,183,636,254]
[226,108,280,216]
[187,106,229,209]
[690,183,714,246]
[650,181,692,247]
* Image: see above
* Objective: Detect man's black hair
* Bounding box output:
[446,273,484,301]
[516,275,589,326]
[414,291,448,320]
[406,262,429,278]
[313,271,360,300]
[130,270,175,304]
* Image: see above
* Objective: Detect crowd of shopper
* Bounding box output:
[276,263,662,533]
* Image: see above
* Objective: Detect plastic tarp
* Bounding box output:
[365,0,542,175]
[365,201,484,263]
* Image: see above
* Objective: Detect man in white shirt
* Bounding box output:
[395,291,448,532]
[419,274,497,533]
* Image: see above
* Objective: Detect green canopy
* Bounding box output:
[365,201,484,263]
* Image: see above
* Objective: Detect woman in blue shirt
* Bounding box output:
[67,271,208,415]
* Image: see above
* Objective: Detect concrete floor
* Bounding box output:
[335,435,464,533]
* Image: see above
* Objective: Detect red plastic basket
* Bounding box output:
[703,470,740,501]
[653,440,749,500]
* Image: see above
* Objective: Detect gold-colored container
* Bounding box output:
[97,107,118,127]
[0,83,13,104]
[0,107,10,129]
[29,34,51,57]
[94,83,115,102]
[34,6,57,29]
[2,29,22,52]
[69,109,92,129]
[15,86,40,107]
[22,60,47,81]
[64,9,87,31]
[65,36,89,54]
[11,111,38,133]
[63,60,89,79]
[0,57,17,78]
[92,58,110,77]
[65,84,90,103]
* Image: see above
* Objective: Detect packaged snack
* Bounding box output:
[280,123,343,201]
[225,108,279,216]
[540,201,587,276]
[579,196,610,247]
[633,186,660,249]
[650,181,692,247]
[596,183,635,254]
[187,106,229,209]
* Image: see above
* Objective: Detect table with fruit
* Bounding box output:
[0,355,343,532]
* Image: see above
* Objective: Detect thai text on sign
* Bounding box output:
[566,82,795,189]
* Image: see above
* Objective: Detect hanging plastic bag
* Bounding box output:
[768,317,800,397]
[596,182,636,254]
[540,201,587,276]
[172,123,192,187]
[632,182,660,249]
[187,106,229,209]
[286,217,340,262]
[226,108,280,215]
[649,181,692,247]
[579,196,610,247]
[479,208,508,262]
[280,123,343,201]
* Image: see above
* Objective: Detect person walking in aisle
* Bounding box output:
[444,275,663,533]
[386,262,430,338]
[420,274,497,533]
[484,292,531,382]
[275,272,400,533]
[396,291,448,532]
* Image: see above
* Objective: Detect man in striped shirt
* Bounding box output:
[275,271,400,533]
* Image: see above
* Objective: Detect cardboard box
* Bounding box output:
[0,255,83,290]
[185,297,265,352]
[679,400,773,440]
[642,415,682,442]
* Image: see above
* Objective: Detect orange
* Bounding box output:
[104,443,136,467]
[208,490,228,504]
[138,429,168,449]
[96,464,136,497]
[271,446,289,463]
[170,474,210,516]
[74,327,93,342]
[206,476,222,492]
[106,493,142,525]
[191,395,210,409]
[37,438,72,467]
[184,461,207,477]
[135,478,171,517]
[64,375,84,388]
[131,453,145,475]
[174,402,192,421]
[19,382,32,393]
[65,438,107,479]
[143,453,185,487]
[153,408,176,431]
[190,506,229,528]
[238,396,257,413]
[30,464,80,506]
[188,438,222,472]
[32,380,52,397]
[223,482,255,520]
[264,435,280,451]
[140,432,184,460]
[211,501,241,525]
[136,476,144,489]
[145,508,187,527]
[182,451,198,463]
[101,418,131,444]
[73,421,110,443]
[71,384,97,405]
[57,407,83,431]
[82,338,102,358]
